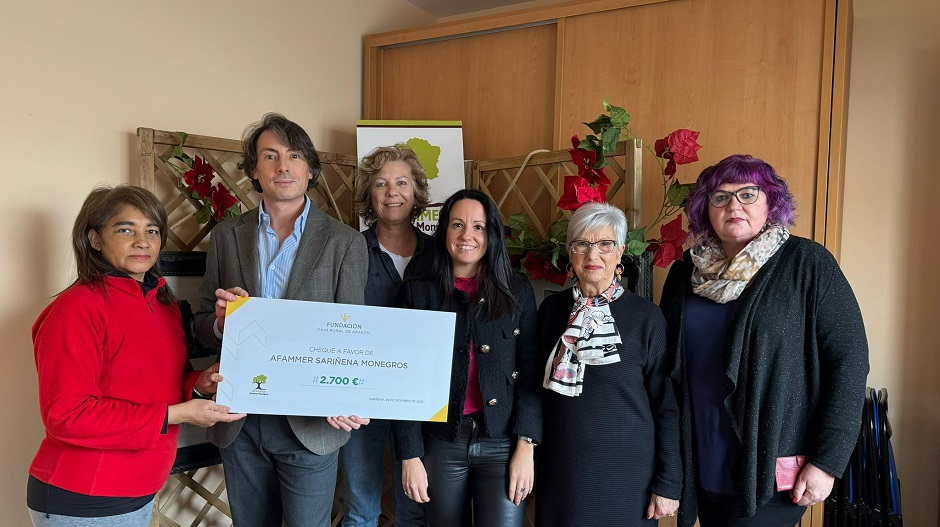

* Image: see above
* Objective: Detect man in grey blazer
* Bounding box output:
[195,113,369,526]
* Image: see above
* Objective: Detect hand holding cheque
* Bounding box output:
[213,288,369,430]
[213,290,455,424]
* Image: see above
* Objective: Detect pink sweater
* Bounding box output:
[29,275,198,496]
[454,277,483,414]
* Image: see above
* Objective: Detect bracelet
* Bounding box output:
[519,435,537,446]
[192,387,211,399]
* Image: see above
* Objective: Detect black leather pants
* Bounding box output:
[422,415,528,527]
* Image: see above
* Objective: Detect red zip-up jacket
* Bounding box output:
[29,275,198,496]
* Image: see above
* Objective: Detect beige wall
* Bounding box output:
[0,1,435,525]
[842,1,940,525]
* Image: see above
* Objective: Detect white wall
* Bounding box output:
[436,0,569,22]
[842,1,940,525]
[0,1,435,525]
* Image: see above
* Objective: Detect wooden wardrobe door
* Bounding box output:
[378,23,557,161]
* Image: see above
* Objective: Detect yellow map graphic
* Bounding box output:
[398,138,441,180]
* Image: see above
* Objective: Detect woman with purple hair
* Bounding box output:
[659,154,869,527]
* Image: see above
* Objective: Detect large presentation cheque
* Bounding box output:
[216,297,456,422]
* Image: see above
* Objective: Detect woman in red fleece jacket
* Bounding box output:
[27,185,244,527]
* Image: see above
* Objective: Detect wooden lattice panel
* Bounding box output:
[473,139,643,236]
[314,151,359,227]
[137,128,359,251]
[156,469,231,527]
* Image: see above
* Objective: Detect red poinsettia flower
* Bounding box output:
[210,184,238,221]
[665,159,678,177]
[569,136,610,185]
[667,129,702,165]
[648,215,688,268]
[557,175,608,211]
[654,129,702,179]
[654,138,668,158]
[523,253,568,286]
[184,156,215,197]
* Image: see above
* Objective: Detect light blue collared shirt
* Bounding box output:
[257,197,310,299]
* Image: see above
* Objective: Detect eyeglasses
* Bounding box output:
[569,239,618,255]
[708,186,762,208]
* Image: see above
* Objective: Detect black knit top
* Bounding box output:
[535,289,682,527]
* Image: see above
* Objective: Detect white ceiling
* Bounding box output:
[408,0,886,20]
[405,0,538,18]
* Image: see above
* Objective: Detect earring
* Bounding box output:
[566,263,576,280]
[615,263,624,281]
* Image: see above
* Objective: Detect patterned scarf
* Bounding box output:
[543,279,624,396]
[690,224,790,303]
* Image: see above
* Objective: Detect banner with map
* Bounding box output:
[356,121,465,234]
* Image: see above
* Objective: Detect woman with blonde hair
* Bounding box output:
[340,145,432,526]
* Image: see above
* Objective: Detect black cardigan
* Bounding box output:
[392,272,542,460]
[659,236,869,526]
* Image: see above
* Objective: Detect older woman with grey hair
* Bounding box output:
[534,202,682,527]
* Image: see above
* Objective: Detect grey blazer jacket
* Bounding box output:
[194,204,368,454]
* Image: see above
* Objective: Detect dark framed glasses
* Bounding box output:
[569,239,618,254]
[708,186,762,208]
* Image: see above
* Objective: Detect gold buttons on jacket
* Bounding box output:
[479,344,491,353]
[487,398,498,406]
[513,328,520,336]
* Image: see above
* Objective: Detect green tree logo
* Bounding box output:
[252,374,267,390]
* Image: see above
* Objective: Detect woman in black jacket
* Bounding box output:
[660,155,869,527]
[394,189,541,527]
